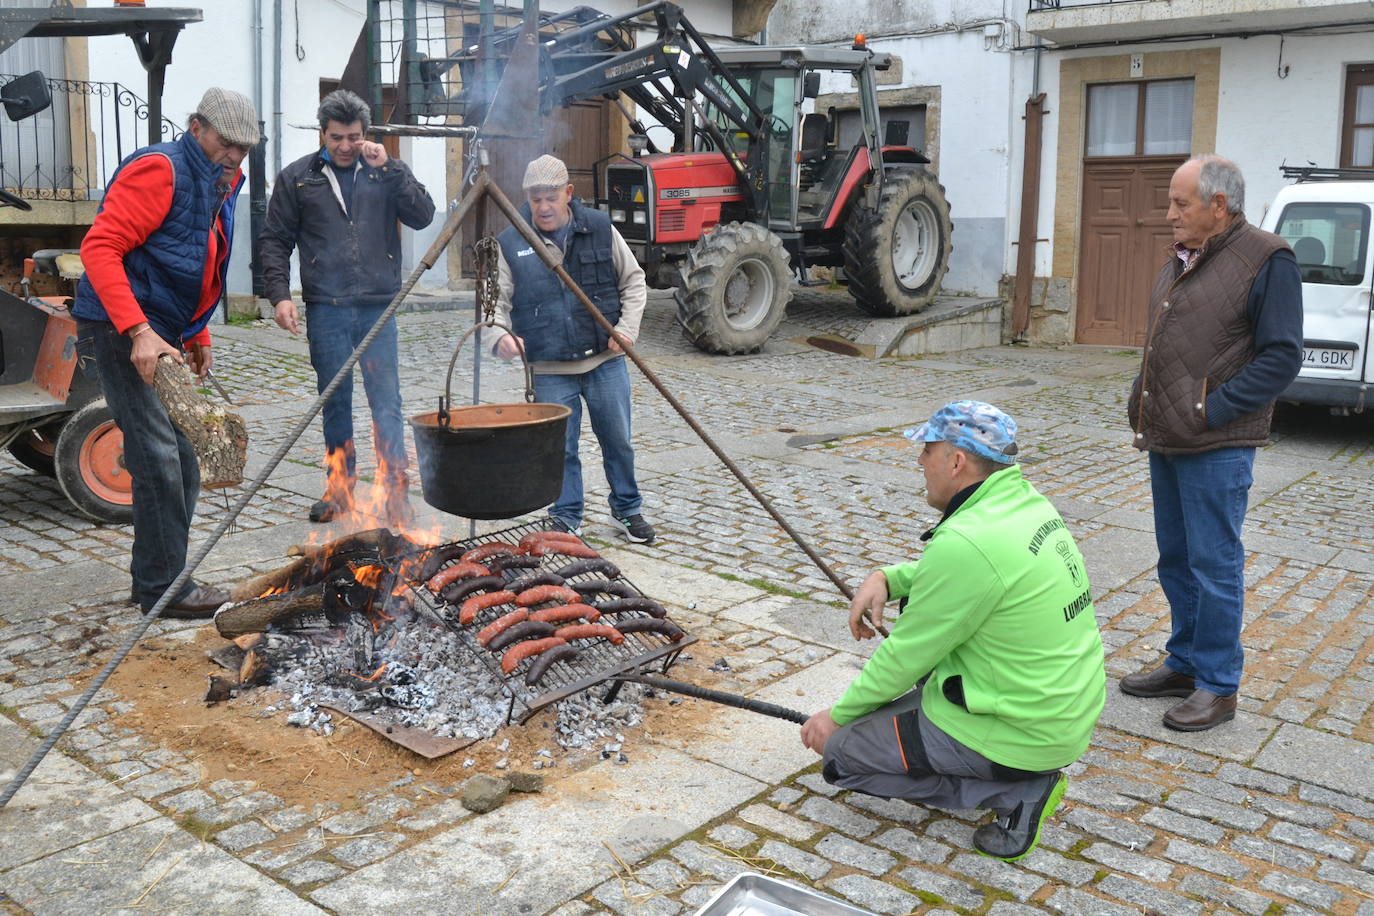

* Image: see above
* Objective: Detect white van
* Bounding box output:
[1259,172,1374,411]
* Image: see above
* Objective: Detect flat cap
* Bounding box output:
[522,154,570,191]
[196,87,260,147]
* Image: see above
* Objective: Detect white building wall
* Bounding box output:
[1041,30,1370,269]
[769,0,1028,297]
[1213,32,1368,225]
[81,0,736,302]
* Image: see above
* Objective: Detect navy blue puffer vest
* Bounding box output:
[497,198,622,362]
[73,131,239,342]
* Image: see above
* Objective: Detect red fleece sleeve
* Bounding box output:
[79,154,174,334]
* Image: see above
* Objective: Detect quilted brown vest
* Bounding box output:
[1128,217,1288,454]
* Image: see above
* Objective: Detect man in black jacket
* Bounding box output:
[260,90,435,526]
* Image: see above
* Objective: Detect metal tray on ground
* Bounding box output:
[692,873,879,916]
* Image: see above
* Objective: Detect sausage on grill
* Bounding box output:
[517,531,584,553]
[475,608,529,646]
[525,541,600,559]
[553,557,621,580]
[461,542,516,564]
[569,579,636,599]
[530,603,601,624]
[501,636,568,674]
[507,570,566,592]
[427,561,491,592]
[593,597,667,618]
[486,619,557,652]
[440,574,506,605]
[515,584,583,607]
[488,553,542,573]
[613,617,685,641]
[458,589,516,625]
[410,543,469,582]
[554,623,624,645]
[524,643,579,686]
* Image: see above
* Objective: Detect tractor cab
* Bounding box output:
[707,45,904,231]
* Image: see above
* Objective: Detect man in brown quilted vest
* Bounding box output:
[1122,155,1302,731]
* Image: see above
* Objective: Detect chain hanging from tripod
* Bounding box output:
[475,236,501,323]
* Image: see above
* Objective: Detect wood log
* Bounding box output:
[153,357,248,489]
[239,649,270,687]
[285,527,406,562]
[229,556,314,603]
[232,633,264,651]
[214,584,325,638]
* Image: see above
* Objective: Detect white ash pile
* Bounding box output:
[256,609,647,748]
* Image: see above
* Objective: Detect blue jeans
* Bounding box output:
[77,319,199,609]
[1149,447,1255,695]
[304,303,407,481]
[533,356,642,526]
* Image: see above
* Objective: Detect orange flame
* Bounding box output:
[317,434,444,546]
[346,662,389,682]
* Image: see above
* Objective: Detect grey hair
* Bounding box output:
[1191,155,1245,214]
[317,89,371,133]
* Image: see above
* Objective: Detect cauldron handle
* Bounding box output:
[438,319,537,426]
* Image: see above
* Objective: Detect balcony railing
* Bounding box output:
[1028,0,1149,10]
[0,75,183,204]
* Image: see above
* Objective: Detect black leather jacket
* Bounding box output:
[259,150,435,307]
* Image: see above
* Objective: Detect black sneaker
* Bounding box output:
[309,498,342,523]
[610,513,655,545]
[546,515,582,536]
[972,772,1067,862]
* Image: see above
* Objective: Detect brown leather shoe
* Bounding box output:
[164,584,231,619]
[1120,664,1195,698]
[1163,688,1236,731]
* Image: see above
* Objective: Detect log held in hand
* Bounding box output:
[152,356,248,489]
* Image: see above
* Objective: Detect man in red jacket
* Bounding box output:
[73,87,258,617]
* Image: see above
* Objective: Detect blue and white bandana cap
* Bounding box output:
[904,400,1019,464]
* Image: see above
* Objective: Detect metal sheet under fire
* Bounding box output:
[318,703,478,759]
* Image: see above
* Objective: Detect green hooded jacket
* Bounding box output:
[830,464,1106,772]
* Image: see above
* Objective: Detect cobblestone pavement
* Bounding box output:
[2,288,1373,914]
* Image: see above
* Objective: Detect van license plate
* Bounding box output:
[1302,347,1355,369]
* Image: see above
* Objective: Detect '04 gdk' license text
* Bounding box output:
[1303,347,1355,368]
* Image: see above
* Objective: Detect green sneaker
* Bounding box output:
[972,772,1067,862]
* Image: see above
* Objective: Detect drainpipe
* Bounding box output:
[1011,91,1046,339]
[249,0,267,302]
[1011,39,1046,339]
[273,0,283,177]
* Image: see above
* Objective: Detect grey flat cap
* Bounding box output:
[522,154,570,190]
[196,87,260,147]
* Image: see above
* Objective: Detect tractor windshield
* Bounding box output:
[702,68,798,225]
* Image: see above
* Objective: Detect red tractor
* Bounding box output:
[450,1,952,354]
[540,3,953,353]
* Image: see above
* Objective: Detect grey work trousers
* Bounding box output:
[821,684,1059,816]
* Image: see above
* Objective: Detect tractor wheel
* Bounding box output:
[675,221,792,354]
[54,399,133,524]
[7,425,60,476]
[843,169,953,317]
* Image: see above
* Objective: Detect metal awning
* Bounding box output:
[0,6,202,145]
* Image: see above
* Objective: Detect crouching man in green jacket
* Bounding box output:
[801,401,1106,862]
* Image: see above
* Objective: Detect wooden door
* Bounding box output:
[1075,158,1181,346]
[547,99,611,202]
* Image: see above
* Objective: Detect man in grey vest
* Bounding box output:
[492,155,654,544]
[1123,155,1302,731]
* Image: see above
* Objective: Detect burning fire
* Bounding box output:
[316,441,444,546]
